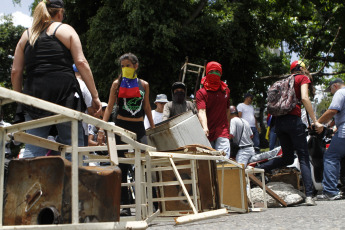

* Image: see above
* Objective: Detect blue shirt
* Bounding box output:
[329,87,345,138]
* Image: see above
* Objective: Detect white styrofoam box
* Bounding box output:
[146,110,211,151]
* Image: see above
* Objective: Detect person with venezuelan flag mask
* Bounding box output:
[196,61,231,159]
[98,53,154,216]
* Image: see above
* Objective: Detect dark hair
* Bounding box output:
[118,53,139,65]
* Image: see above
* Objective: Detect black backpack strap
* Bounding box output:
[237,118,244,145]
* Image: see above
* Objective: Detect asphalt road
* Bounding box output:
[148,199,345,229]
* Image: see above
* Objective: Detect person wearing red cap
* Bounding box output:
[257,60,323,206]
[196,61,231,158]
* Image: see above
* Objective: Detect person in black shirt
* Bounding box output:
[11,0,101,158]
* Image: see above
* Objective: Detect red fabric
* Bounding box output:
[196,87,231,141]
[206,61,222,75]
[288,74,311,117]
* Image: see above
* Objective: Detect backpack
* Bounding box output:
[267,74,299,116]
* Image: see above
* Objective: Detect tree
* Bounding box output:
[0,15,26,121]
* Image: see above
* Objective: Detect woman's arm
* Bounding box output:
[55,24,101,114]
[88,134,98,146]
[301,83,323,132]
[142,80,155,128]
[11,30,28,92]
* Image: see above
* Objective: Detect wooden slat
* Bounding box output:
[13,132,68,152]
[6,115,71,134]
[248,174,287,207]
[0,98,14,106]
[107,131,118,165]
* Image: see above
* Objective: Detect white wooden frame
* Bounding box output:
[180,58,205,84]
[145,151,243,224]
[0,87,157,229]
[245,167,268,211]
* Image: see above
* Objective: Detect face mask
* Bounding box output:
[122,67,137,79]
[204,74,221,91]
[174,91,185,104]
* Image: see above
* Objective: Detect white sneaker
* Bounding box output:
[305,196,316,206]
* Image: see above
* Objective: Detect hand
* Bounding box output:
[203,127,209,137]
[97,130,105,145]
[92,97,102,116]
[313,122,324,134]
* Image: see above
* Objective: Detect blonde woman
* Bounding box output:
[11,0,101,158]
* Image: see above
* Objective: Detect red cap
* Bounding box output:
[290,60,306,72]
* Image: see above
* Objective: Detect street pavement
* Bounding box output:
[148,199,345,229]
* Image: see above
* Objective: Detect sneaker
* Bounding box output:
[316,192,343,201]
[120,208,131,216]
[305,196,316,206]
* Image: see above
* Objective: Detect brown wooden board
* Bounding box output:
[217,165,248,212]
[248,174,287,207]
[4,156,122,225]
[269,171,301,190]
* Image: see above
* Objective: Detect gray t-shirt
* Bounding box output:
[329,87,345,138]
[162,101,197,121]
[230,117,254,147]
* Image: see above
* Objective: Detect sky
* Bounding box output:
[1,0,33,27]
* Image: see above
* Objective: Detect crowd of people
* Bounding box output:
[8,0,345,214]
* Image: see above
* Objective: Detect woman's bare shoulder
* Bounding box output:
[140,79,149,86]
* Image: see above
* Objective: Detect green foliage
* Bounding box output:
[316,95,332,117]
[0,15,25,122]
[4,0,345,124]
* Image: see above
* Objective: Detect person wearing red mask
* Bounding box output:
[196,61,231,158]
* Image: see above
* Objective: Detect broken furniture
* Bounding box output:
[0,87,156,229]
[217,163,248,213]
[145,146,240,224]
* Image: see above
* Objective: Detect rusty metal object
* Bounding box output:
[3,156,121,225]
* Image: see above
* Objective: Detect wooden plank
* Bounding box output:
[107,131,119,165]
[149,152,242,168]
[13,132,68,151]
[6,115,71,134]
[0,221,148,229]
[248,174,287,207]
[174,208,227,225]
[0,98,14,106]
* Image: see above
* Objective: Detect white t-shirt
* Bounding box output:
[230,117,254,147]
[144,110,164,129]
[77,78,92,136]
[237,103,256,127]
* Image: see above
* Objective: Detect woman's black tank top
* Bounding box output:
[23,23,85,118]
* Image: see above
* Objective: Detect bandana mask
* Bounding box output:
[173,91,185,104]
[122,67,137,79]
[118,67,141,98]
[204,74,221,91]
